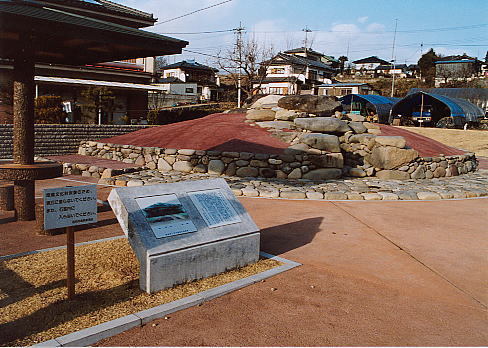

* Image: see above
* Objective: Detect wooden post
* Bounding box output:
[66,226,75,299]
[13,50,36,221]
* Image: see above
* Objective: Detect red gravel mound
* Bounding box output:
[102,113,289,154]
[379,125,465,157]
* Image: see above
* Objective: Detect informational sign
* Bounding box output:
[136,194,197,238]
[43,185,97,230]
[188,188,241,228]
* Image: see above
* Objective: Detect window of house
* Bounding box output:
[197,87,203,94]
[340,89,352,95]
[269,87,284,95]
[309,70,318,80]
[185,87,194,94]
[271,68,285,74]
[322,89,329,96]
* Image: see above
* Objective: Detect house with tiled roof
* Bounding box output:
[352,56,390,76]
[254,48,337,95]
[159,60,220,102]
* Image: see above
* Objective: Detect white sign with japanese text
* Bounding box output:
[43,185,97,230]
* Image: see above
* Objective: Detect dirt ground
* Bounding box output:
[398,126,488,157]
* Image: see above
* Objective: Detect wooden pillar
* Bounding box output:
[13,53,36,220]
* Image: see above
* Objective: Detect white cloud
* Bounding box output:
[366,23,385,33]
[357,16,368,24]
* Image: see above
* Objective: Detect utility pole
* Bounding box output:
[390,19,398,98]
[303,26,312,53]
[419,42,423,81]
[233,22,245,108]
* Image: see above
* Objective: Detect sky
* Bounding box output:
[118,0,488,67]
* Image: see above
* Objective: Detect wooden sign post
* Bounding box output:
[43,185,97,299]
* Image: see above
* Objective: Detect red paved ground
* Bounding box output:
[101,113,290,154]
[46,155,138,169]
[379,125,465,157]
[1,177,487,346]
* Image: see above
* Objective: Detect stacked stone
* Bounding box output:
[60,162,141,179]
[98,168,488,201]
[0,124,150,159]
[78,141,345,180]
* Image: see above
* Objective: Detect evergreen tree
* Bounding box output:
[418,48,439,85]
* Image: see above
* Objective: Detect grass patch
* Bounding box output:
[0,239,281,346]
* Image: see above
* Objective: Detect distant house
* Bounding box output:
[435,56,482,86]
[160,60,219,102]
[317,83,374,97]
[352,56,390,76]
[375,64,408,78]
[255,47,336,95]
[150,77,198,107]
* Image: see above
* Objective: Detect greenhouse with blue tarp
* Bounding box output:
[389,91,485,127]
[340,94,399,123]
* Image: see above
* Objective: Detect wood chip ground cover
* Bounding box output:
[0,239,281,346]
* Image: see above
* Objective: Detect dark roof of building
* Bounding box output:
[284,47,324,56]
[376,64,407,70]
[352,56,390,65]
[268,53,335,71]
[341,94,399,119]
[38,0,155,21]
[161,60,219,72]
[435,59,477,64]
[259,76,303,83]
[0,0,187,64]
[157,77,185,83]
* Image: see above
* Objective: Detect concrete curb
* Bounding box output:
[31,251,300,347]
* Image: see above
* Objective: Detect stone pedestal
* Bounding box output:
[109,178,260,293]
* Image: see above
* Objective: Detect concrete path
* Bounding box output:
[93,197,487,347]
[1,177,486,346]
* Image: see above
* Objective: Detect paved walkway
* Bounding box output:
[96,197,487,346]
[106,168,488,201]
[1,176,486,346]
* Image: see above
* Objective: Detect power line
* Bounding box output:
[157,29,235,35]
[154,0,233,26]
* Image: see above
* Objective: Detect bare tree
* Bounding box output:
[155,56,169,74]
[216,34,275,103]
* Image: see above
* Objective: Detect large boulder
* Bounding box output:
[275,109,303,121]
[277,95,341,116]
[246,109,276,121]
[374,136,406,149]
[256,121,295,130]
[310,153,344,168]
[294,117,351,133]
[303,168,342,180]
[348,121,367,134]
[366,146,418,170]
[300,133,340,152]
[250,95,284,109]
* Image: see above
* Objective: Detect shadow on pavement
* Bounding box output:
[260,217,323,255]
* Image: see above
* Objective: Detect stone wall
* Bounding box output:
[0,124,150,159]
[78,141,345,180]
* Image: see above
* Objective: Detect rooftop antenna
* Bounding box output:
[390,18,398,98]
